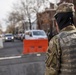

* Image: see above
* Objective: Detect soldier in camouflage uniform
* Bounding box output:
[45,3,76,75]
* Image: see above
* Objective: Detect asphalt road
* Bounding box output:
[0,39,46,75]
[0,40,23,57]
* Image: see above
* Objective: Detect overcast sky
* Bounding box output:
[0,0,60,31]
[0,0,14,19]
[0,0,18,31]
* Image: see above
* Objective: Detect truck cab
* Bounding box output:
[25,30,47,39]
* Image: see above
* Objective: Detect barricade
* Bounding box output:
[0,38,3,48]
[22,39,48,54]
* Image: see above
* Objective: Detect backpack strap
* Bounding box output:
[55,36,61,74]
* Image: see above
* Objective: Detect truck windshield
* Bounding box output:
[33,31,46,36]
[5,34,13,37]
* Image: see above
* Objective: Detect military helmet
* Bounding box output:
[54,3,75,30]
[55,3,75,15]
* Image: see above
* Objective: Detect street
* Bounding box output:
[0,40,23,57]
[0,40,46,75]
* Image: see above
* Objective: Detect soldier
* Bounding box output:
[45,3,76,75]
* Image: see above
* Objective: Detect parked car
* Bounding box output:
[4,33,14,42]
[25,30,48,39]
[14,34,17,39]
[20,33,25,41]
[17,33,22,40]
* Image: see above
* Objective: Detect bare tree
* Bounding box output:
[0,21,3,33]
[13,0,47,29]
[6,4,24,33]
[0,24,1,27]
[6,0,48,32]
[6,24,15,34]
[19,0,32,29]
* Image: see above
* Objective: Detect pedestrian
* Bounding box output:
[45,3,76,75]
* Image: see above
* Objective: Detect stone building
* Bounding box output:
[37,0,76,35]
[37,9,56,32]
[37,3,57,34]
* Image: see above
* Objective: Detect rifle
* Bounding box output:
[45,51,56,67]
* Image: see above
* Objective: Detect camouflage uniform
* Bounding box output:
[45,3,76,75]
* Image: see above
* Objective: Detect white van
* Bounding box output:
[25,30,47,39]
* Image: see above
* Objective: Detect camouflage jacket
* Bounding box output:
[45,25,76,75]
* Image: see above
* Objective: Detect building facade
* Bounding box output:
[37,0,76,35]
[37,3,57,34]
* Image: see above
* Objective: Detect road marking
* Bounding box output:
[0,56,21,60]
[37,54,41,56]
